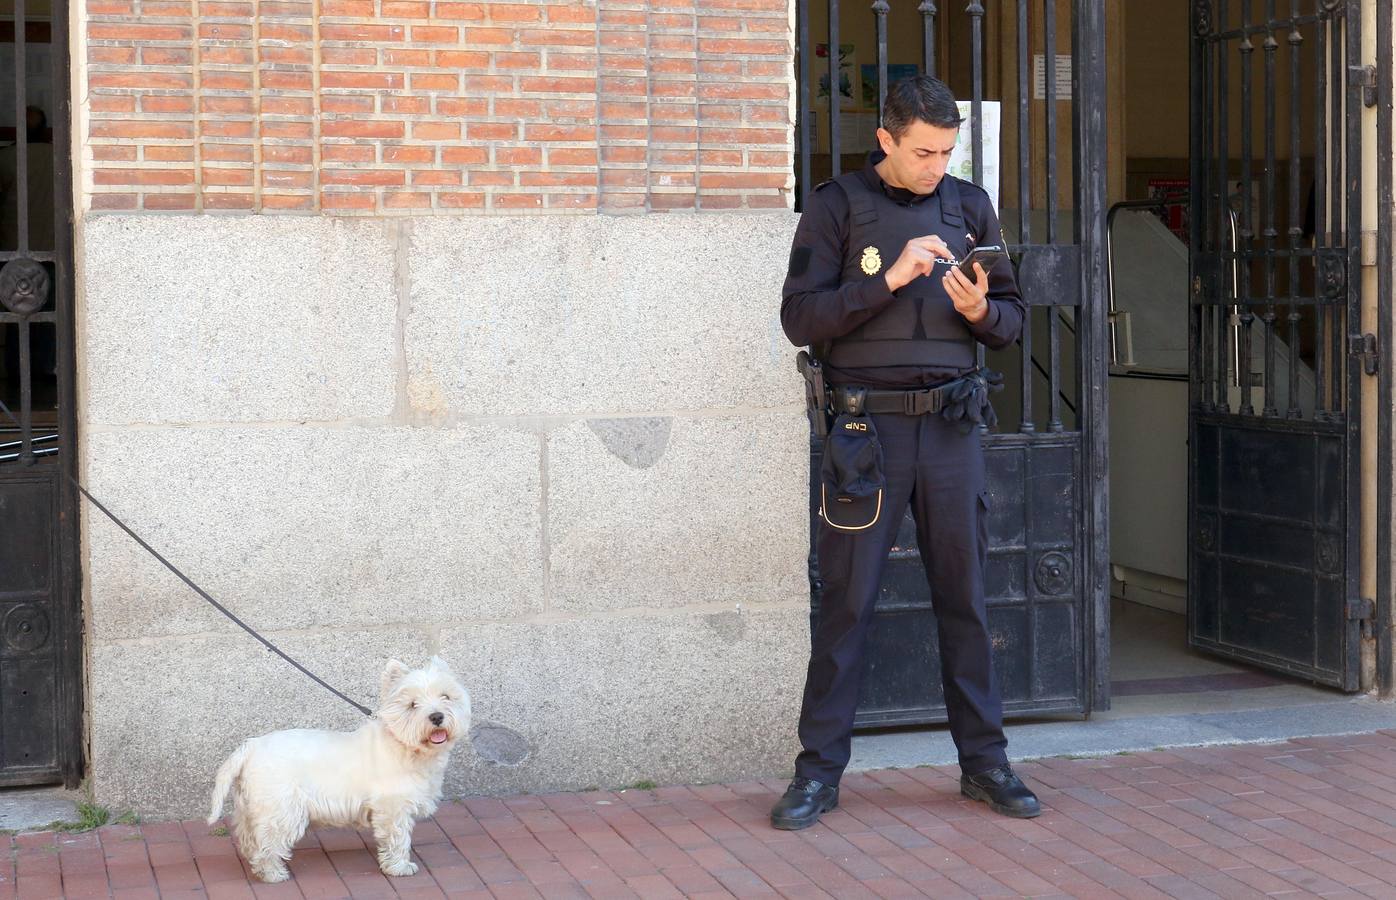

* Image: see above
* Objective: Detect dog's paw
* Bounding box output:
[380,859,419,877]
[252,864,291,883]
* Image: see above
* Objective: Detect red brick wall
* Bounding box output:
[83,0,793,214]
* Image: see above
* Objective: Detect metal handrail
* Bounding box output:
[1104,199,1242,387]
[1225,206,1241,388]
[1106,199,1186,368]
[0,446,57,463]
[0,432,57,451]
[0,430,58,463]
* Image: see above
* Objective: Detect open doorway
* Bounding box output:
[1105,0,1362,715]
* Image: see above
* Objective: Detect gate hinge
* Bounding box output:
[1350,65,1378,108]
[1349,332,1378,376]
[1348,597,1375,622]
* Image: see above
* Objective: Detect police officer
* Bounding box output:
[772,75,1040,828]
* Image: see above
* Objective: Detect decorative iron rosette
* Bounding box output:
[0,258,50,316]
[3,604,50,652]
[1034,551,1073,596]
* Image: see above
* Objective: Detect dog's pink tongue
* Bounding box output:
[429,729,449,744]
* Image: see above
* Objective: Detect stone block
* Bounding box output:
[83,424,543,639]
[81,216,397,425]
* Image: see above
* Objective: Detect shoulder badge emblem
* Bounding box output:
[859,246,882,275]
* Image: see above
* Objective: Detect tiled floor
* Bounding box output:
[10,731,1396,898]
[1103,599,1350,718]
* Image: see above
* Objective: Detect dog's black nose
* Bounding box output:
[429,712,444,726]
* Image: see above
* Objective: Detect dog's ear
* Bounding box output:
[427,655,451,674]
[380,659,410,699]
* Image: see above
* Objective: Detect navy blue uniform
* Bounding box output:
[782,151,1026,783]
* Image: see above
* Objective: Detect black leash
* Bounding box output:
[0,398,372,717]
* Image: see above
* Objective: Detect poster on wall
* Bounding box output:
[1146,177,1191,243]
[815,43,857,112]
[948,101,1000,211]
[859,63,918,110]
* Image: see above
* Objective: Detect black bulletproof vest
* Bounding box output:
[824,170,977,370]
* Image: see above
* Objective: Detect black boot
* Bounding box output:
[769,777,839,830]
[960,764,1041,818]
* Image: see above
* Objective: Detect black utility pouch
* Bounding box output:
[819,389,885,532]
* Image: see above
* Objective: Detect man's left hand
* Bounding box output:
[943,262,990,324]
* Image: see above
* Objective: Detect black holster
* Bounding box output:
[796,350,831,437]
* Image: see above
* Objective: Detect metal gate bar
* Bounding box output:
[1315,9,1329,416]
[828,0,839,179]
[1378,0,1394,697]
[1016,0,1033,431]
[1286,1,1302,419]
[1261,0,1277,418]
[1341,0,1363,689]
[1329,4,1343,416]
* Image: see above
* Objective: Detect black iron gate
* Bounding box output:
[1188,0,1367,689]
[0,0,81,786]
[796,0,1111,725]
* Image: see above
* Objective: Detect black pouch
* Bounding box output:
[819,399,885,532]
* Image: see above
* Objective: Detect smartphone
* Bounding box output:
[956,245,1008,280]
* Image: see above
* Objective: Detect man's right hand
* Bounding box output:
[883,234,954,292]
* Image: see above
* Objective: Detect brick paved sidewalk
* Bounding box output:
[9,731,1396,899]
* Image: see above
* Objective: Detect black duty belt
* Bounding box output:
[832,384,945,416]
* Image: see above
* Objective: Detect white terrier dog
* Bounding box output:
[207,656,470,883]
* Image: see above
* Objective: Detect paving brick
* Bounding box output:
[856,875,924,898]
[1142,873,1225,899]
[106,859,157,887]
[152,859,203,892]
[57,873,111,899]
[110,888,161,900]
[198,853,255,884]
[425,865,486,892]
[139,822,189,843]
[657,864,725,894]
[938,865,1021,897]
[496,835,555,862]
[470,855,528,885]
[622,873,683,898]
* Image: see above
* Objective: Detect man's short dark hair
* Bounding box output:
[881,75,963,140]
